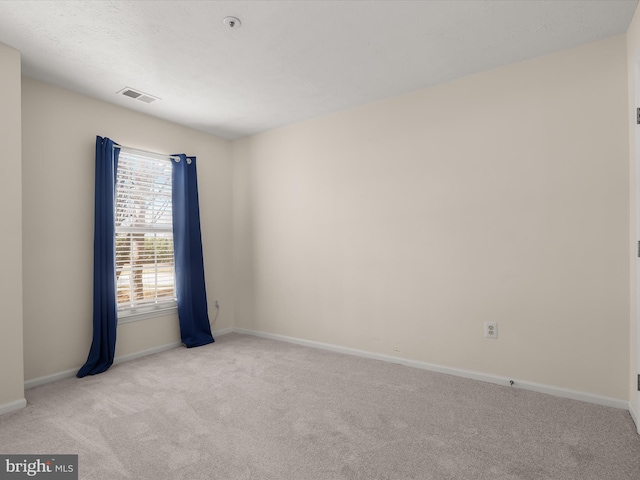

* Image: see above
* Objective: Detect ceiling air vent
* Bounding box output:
[117,87,160,104]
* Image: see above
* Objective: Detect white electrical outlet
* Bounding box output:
[484,322,498,339]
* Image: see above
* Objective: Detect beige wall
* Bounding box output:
[0,43,25,408]
[233,36,630,400]
[21,78,233,381]
[5,26,635,410]
[628,5,640,416]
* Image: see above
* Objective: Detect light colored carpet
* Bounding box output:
[0,333,638,479]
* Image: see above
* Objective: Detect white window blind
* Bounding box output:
[115,150,176,314]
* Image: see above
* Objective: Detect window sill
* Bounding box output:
[118,304,178,324]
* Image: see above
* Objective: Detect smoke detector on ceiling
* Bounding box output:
[223,16,241,29]
[117,87,160,104]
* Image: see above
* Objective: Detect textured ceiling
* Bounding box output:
[0,0,637,139]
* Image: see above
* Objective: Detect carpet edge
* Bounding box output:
[0,398,26,416]
[24,327,235,390]
[233,327,629,411]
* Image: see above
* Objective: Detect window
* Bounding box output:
[115,149,176,318]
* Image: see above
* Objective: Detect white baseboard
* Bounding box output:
[0,398,26,416]
[233,328,628,411]
[113,341,183,366]
[24,327,234,390]
[213,327,234,337]
[22,326,629,416]
[630,401,640,434]
[24,367,79,390]
[24,341,181,390]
